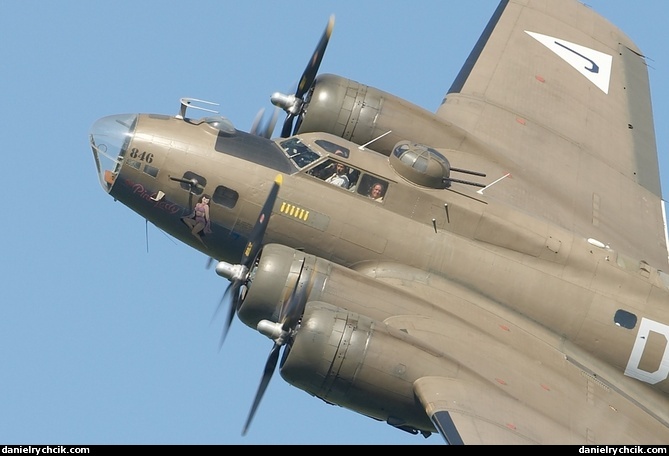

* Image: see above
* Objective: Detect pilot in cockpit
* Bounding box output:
[324,162,350,188]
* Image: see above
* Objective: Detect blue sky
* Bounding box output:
[1,0,667,446]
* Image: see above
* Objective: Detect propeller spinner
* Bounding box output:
[271,15,335,138]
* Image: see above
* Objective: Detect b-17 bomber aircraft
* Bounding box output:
[89,0,669,445]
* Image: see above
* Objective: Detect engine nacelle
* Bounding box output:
[236,244,463,434]
[295,74,466,155]
[237,244,441,330]
[279,301,459,433]
[236,244,308,328]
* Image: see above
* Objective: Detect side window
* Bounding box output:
[356,174,388,202]
[613,309,637,329]
[143,164,159,178]
[212,185,239,209]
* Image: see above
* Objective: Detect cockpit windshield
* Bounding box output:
[280,138,321,168]
[89,114,138,192]
[314,139,350,158]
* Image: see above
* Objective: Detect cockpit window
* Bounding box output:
[280,138,321,168]
[315,139,350,158]
[307,160,387,203]
[356,174,387,202]
[309,159,355,187]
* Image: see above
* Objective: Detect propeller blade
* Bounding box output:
[212,281,239,350]
[281,114,295,138]
[262,106,280,138]
[295,15,334,100]
[249,108,265,135]
[242,342,281,436]
[238,258,310,436]
[240,175,282,267]
[274,15,335,137]
[280,259,308,332]
[251,106,281,138]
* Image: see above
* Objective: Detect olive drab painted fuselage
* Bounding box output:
[90,0,669,444]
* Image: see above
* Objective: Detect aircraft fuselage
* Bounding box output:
[90,107,669,436]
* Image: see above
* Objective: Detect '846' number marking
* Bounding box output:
[129,148,154,163]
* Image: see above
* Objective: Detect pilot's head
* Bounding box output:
[335,163,347,175]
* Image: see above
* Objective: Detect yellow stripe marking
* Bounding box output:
[280,203,310,222]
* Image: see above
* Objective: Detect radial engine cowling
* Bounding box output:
[281,301,460,433]
[238,243,439,330]
[236,244,462,434]
[295,74,465,156]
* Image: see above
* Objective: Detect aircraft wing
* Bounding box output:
[352,259,669,445]
[414,376,570,445]
[436,0,667,269]
[385,308,669,445]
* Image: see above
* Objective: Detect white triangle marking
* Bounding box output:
[526,31,612,94]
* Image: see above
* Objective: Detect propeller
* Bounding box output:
[249,106,280,139]
[214,174,283,347]
[271,15,334,138]
[242,258,310,436]
[250,108,264,135]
